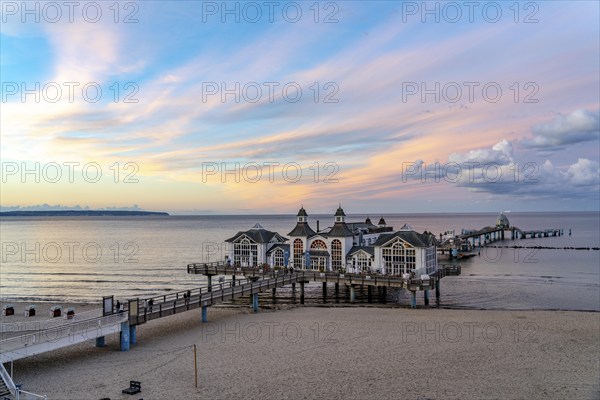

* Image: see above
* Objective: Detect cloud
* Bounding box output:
[523,109,599,149]
[448,139,514,165]
[400,139,600,201]
[564,158,600,186]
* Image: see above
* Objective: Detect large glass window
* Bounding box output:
[309,240,327,270]
[381,240,416,275]
[357,252,370,271]
[331,239,342,271]
[293,239,303,269]
[233,238,258,267]
[273,248,284,267]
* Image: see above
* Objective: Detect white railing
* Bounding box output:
[0,362,46,399]
[1,308,104,334]
[0,312,128,354]
[0,360,17,396]
[15,389,49,400]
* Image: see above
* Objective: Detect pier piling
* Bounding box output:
[349,285,356,303]
[201,304,208,323]
[252,293,259,313]
[120,322,130,351]
[410,291,417,309]
[367,286,373,303]
[300,282,305,304]
[435,280,440,300]
[322,282,327,303]
[424,290,430,306]
[130,325,137,345]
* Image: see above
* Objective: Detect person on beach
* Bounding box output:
[115,300,121,313]
[148,298,154,311]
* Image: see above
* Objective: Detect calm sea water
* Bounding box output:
[0,212,598,310]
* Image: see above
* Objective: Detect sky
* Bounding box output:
[1,1,599,215]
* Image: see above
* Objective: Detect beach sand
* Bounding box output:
[4,304,599,400]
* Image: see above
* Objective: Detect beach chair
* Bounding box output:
[65,307,75,320]
[2,305,15,316]
[122,381,141,395]
[50,306,62,318]
[25,305,36,317]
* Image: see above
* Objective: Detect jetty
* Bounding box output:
[438,213,564,257]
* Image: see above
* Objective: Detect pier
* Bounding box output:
[438,213,564,257]
[0,263,460,362]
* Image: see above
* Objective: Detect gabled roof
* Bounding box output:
[288,222,317,237]
[374,230,435,248]
[225,226,288,244]
[346,246,375,257]
[266,243,290,255]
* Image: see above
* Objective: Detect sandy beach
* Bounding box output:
[2,302,598,400]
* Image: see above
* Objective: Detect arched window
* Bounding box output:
[310,240,327,249]
[308,240,328,270]
[331,239,342,271]
[293,239,303,269]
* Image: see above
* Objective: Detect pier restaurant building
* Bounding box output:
[225,206,438,276]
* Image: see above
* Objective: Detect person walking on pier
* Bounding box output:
[186,290,191,305]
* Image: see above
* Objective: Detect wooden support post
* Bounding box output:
[381,286,387,303]
[410,291,417,309]
[334,282,339,300]
[232,274,236,287]
[367,286,373,303]
[300,282,305,305]
[207,275,212,292]
[350,285,356,303]
[292,282,296,291]
[435,280,440,300]
[322,282,327,303]
[424,290,430,306]
[95,336,106,347]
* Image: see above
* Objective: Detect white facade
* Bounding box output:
[225,208,438,276]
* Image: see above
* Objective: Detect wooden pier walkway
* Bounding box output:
[440,226,564,254]
[0,263,461,377]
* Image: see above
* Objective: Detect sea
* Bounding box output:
[0,212,598,311]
